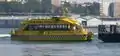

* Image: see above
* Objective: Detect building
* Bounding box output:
[51,0,61,14]
[41,0,61,13]
[114,0,120,17]
[108,0,120,18]
[100,0,111,17]
[108,2,114,17]
[51,0,61,7]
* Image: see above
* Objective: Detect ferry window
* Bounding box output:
[42,25,45,29]
[51,25,53,28]
[45,25,48,29]
[48,25,51,28]
[42,25,45,28]
[61,25,63,28]
[53,24,56,28]
[34,25,38,30]
[39,25,42,28]
[45,25,48,28]
[39,25,44,28]
[38,25,41,30]
[65,25,69,29]
[62,25,65,28]
[56,25,59,28]
[65,25,67,28]
[53,25,55,29]
[64,25,68,29]
[62,25,64,28]
[50,25,52,28]
[59,25,62,28]
[48,25,50,28]
[32,25,36,30]
[63,25,65,28]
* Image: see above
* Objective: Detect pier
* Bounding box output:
[0,16,27,28]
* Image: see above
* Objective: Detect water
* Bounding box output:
[0,28,120,56]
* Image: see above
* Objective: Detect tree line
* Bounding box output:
[63,2,100,16]
[0,0,100,16]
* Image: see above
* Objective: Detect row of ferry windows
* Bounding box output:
[24,24,71,30]
[29,25,69,28]
[28,24,70,28]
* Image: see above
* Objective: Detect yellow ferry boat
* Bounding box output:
[10,16,93,41]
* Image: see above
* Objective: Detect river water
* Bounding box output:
[0,28,120,56]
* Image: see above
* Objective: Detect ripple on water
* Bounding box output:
[0,28,120,56]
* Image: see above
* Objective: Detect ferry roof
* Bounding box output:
[60,17,80,25]
[21,17,80,25]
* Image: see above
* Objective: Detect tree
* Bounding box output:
[8,2,22,12]
[41,0,52,13]
[91,2,100,15]
[24,0,41,12]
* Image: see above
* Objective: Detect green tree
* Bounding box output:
[24,0,41,12]
[88,2,100,15]
[41,0,52,13]
[8,2,22,12]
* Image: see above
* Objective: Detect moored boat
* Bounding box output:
[98,24,120,42]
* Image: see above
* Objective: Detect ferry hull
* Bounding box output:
[11,35,93,41]
[98,33,120,42]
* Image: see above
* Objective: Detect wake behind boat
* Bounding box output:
[0,34,11,37]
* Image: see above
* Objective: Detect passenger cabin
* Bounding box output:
[20,17,83,31]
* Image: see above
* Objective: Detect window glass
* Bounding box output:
[64,25,66,28]
[62,24,64,28]
[45,25,48,28]
[53,24,56,28]
[51,24,53,29]
[56,25,59,28]
[59,25,62,28]
[24,24,70,30]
